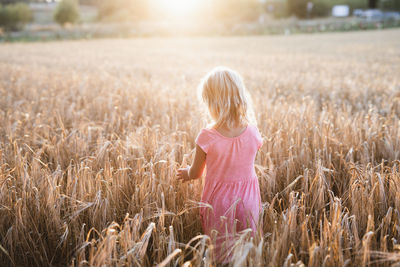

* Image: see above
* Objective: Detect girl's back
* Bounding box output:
[196,124,262,183]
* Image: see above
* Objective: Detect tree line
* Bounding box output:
[1,0,400,32]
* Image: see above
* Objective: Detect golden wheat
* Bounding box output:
[0,29,400,266]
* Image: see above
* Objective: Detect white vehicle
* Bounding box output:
[383,12,400,21]
[361,9,384,21]
[353,9,400,21]
[332,5,350,17]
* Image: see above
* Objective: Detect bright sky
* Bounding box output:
[156,0,201,19]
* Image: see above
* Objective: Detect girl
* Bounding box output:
[177,66,263,264]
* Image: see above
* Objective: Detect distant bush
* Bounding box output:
[54,0,80,26]
[380,0,400,11]
[0,3,32,31]
[311,0,330,17]
[287,0,310,18]
[263,1,289,19]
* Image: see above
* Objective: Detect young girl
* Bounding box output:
[177,66,263,264]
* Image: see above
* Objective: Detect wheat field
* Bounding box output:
[0,29,400,266]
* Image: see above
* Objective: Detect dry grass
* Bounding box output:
[0,29,400,266]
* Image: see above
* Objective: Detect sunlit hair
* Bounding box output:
[198,66,257,129]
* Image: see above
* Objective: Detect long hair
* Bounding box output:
[198,66,256,129]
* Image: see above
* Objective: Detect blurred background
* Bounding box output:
[0,0,399,41]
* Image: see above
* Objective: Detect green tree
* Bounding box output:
[369,0,378,8]
[287,0,308,18]
[380,0,400,11]
[54,0,80,26]
[0,3,32,31]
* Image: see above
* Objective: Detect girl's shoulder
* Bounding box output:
[195,124,263,152]
[196,127,216,139]
[247,124,263,148]
[247,124,261,135]
[198,124,260,139]
[195,127,218,153]
[197,124,261,141]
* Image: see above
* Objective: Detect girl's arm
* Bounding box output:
[177,144,206,182]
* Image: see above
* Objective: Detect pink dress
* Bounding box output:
[195,124,263,263]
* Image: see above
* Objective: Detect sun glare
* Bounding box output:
[156,0,201,18]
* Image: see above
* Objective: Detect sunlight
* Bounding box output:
[156,0,201,18]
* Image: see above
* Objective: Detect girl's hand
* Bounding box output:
[177,167,190,182]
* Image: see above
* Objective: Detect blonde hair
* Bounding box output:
[198,66,256,129]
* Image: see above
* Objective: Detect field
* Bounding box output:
[1,29,400,266]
